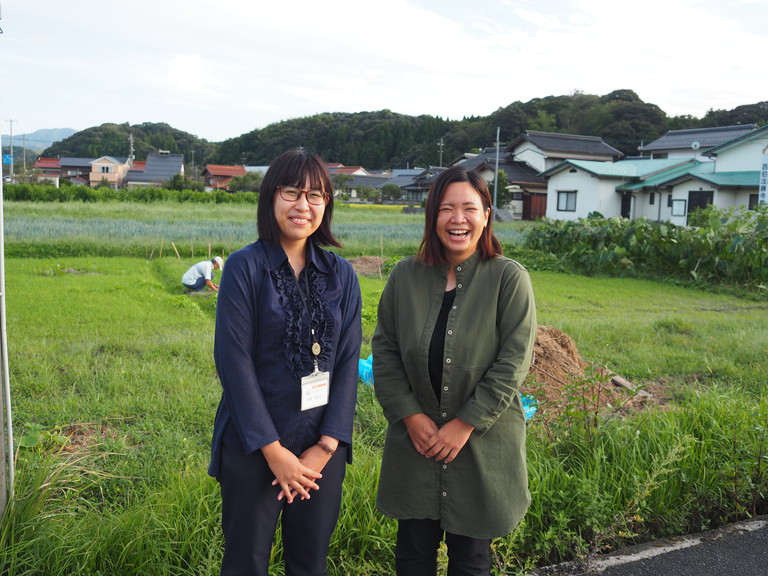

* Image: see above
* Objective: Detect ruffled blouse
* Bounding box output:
[209,240,362,478]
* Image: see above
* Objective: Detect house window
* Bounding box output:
[100,166,111,173]
[512,192,523,201]
[557,190,577,212]
[671,199,686,217]
[667,194,672,208]
[748,194,759,210]
[649,192,655,205]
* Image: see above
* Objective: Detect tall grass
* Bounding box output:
[1,202,767,574]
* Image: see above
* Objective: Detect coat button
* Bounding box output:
[442,492,447,497]
[447,330,453,335]
[457,283,462,288]
[445,358,451,364]
[456,266,462,271]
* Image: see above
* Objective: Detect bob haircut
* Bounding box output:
[257,148,341,248]
[415,165,502,265]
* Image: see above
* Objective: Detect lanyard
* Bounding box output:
[295,268,321,372]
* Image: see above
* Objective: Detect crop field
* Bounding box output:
[3,201,527,259]
[1,200,767,576]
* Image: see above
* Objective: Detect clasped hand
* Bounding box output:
[403,413,474,464]
[262,442,328,504]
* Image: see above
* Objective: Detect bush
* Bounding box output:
[524,206,768,290]
[3,183,257,206]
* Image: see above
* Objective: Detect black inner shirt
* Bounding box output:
[428,288,457,400]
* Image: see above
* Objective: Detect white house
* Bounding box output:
[626,124,768,225]
[542,158,690,220]
[542,125,768,225]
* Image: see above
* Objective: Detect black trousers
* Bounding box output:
[218,440,347,576]
[395,518,492,576]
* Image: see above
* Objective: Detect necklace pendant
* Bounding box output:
[312,342,321,356]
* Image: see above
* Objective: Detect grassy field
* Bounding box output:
[1,201,767,575]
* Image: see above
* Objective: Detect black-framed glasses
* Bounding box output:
[278,186,329,205]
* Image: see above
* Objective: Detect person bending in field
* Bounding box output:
[182,256,224,292]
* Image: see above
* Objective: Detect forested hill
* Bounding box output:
[42,122,218,166]
[40,90,767,171]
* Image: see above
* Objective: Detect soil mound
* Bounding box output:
[525,325,658,418]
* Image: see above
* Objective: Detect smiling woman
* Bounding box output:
[210,149,363,576]
[372,165,537,576]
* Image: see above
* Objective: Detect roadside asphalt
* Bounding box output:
[530,515,768,576]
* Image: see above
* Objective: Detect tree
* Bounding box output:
[528,110,558,132]
[381,183,402,202]
[358,185,381,204]
[229,171,263,193]
[490,170,512,208]
[332,173,353,197]
[165,174,204,192]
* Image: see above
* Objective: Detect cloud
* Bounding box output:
[3,0,766,141]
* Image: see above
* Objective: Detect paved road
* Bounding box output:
[530,516,768,576]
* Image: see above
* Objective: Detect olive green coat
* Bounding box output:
[372,252,536,538]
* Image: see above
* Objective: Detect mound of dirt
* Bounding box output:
[524,325,659,419]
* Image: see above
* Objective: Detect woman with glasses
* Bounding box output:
[209,148,362,576]
[372,166,536,575]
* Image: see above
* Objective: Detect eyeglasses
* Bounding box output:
[278,186,329,205]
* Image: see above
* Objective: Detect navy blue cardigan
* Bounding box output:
[208,240,362,478]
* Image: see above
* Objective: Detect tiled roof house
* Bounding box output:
[201,164,247,190]
[637,124,758,159]
[507,130,624,173]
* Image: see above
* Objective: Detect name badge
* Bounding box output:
[301,371,330,411]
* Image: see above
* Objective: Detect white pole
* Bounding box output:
[0,131,14,512]
[493,127,500,212]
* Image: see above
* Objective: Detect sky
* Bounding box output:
[1,0,766,146]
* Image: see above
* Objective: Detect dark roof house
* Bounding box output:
[638,124,758,158]
[507,130,624,172]
[125,150,184,187]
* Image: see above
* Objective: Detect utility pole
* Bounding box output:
[0,131,14,520]
[493,127,500,212]
[6,119,13,181]
[437,138,444,167]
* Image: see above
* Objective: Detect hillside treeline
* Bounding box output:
[38,90,768,171]
[41,122,218,166]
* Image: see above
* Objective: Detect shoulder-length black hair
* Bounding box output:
[416,165,502,265]
[257,148,341,248]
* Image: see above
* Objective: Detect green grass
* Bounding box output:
[531,271,768,389]
[1,201,767,575]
